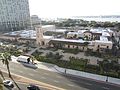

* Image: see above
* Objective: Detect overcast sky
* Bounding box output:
[29,0,120,18]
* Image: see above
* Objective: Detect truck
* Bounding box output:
[17,55,37,69]
[17,55,30,63]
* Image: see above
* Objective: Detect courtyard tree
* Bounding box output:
[98,59,111,75]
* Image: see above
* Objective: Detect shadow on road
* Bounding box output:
[10,76,21,90]
[59,72,120,90]
[20,62,38,69]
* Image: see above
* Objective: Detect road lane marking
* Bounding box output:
[10,68,15,71]
[41,76,46,79]
[33,70,37,72]
[16,81,58,90]
[102,87,110,90]
[23,67,28,70]
[19,71,23,73]
[44,73,49,75]
[67,84,75,87]
[84,83,92,86]
[56,76,62,79]
[53,80,59,83]
[29,73,34,76]
[2,70,65,90]
[71,79,92,86]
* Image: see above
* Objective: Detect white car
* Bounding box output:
[3,80,14,88]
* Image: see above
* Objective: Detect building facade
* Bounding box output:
[35,25,113,52]
[0,0,30,31]
[36,25,54,46]
[30,15,41,30]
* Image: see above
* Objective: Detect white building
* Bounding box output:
[0,0,30,31]
[42,25,56,32]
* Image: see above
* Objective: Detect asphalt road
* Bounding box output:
[3,82,46,90]
[3,82,28,90]
[0,62,120,90]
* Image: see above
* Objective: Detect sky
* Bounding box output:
[29,0,120,18]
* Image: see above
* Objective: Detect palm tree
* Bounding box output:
[0,52,11,78]
[0,70,5,80]
[0,78,3,90]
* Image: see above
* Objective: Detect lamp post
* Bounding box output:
[64,60,68,74]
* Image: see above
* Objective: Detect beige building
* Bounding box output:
[35,25,113,52]
[67,32,79,39]
[35,25,54,46]
[88,40,112,52]
[49,39,89,51]
[83,31,93,40]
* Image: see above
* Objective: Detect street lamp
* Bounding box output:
[64,60,68,74]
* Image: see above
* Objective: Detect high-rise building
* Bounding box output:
[30,15,41,29]
[0,0,30,31]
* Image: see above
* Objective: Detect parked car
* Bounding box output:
[3,80,14,88]
[27,84,40,90]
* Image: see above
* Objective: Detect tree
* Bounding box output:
[111,59,120,77]
[98,59,110,75]
[97,60,104,74]
[0,78,3,90]
[0,70,5,80]
[83,59,88,71]
[0,52,11,77]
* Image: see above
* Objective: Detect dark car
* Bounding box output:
[27,84,40,90]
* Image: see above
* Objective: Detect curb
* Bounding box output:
[54,65,120,87]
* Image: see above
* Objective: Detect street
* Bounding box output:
[0,61,120,90]
[3,82,47,90]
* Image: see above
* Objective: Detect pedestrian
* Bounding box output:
[106,76,108,82]
[65,69,66,74]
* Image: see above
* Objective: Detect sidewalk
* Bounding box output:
[26,47,40,55]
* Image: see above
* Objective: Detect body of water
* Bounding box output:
[73,17,120,22]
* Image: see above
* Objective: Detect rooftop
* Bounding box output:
[43,36,54,39]
[52,38,86,43]
[100,36,108,41]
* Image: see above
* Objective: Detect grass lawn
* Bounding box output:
[63,48,82,54]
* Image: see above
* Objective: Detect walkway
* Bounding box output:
[26,47,40,55]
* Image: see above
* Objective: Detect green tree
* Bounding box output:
[83,59,88,71]
[0,78,3,90]
[98,59,110,75]
[0,70,5,80]
[97,60,104,74]
[0,52,11,77]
